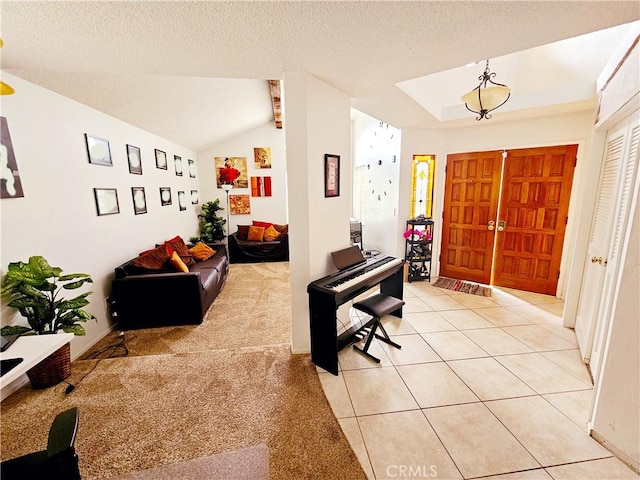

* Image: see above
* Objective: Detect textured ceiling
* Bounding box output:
[1,1,639,150]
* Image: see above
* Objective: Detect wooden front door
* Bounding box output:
[440,145,577,295]
[492,145,577,294]
[439,151,503,284]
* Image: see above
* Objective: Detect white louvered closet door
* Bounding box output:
[575,113,640,371]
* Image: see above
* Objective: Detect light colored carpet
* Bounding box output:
[0,262,366,480]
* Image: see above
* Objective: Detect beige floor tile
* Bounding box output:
[480,469,552,479]
[318,371,355,418]
[380,313,418,335]
[495,353,592,394]
[447,357,536,401]
[421,331,489,360]
[509,290,563,305]
[402,296,433,313]
[506,305,562,325]
[421,295,468,311]
[501,325,576,352]
[379,334,442,365]
[358,410,462,480]
[397,362,478,408]
[342,367,418,416]
[425,402,540,478]
[338,417,375,480]
[541,349,592,385]
[474,306,534,327]
[486,396,611,466]
[544,457,639,479]
[490,289,532,306]
[538,324,579,347]
[542,390,593,429]
[438,309,496,330]
[404,311,457,333]
[462,328,533,356]
[406,282,448,297]
[339,338,393,370]
[453,294,499,309]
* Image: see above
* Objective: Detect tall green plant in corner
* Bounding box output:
[1,256,96,336]
[197,199,226,242]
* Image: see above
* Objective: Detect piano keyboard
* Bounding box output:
[326,256,402,292]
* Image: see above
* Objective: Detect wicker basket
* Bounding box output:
[26,342,71,389]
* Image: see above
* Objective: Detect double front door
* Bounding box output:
[440,144,577,295]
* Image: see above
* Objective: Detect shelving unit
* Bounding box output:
[404,218,434,283]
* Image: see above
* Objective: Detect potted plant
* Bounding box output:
[0,256,96,388]
[197,199,227,242]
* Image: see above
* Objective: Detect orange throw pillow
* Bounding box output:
[169,250,189,272]
[247,225,265,241]
[263,225,280,242]
[189,242,216,261]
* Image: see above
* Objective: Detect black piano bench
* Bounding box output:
[352,293,405,363]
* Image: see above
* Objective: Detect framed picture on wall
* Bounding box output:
[132,187,147,215]
[85,134,112,167]
[155,149,168,170]
[188,159,196,178]
[127,144,142,175]
[174,155,183,176]
[160,187,172,206]
[93,188,119,216]
[324,153,340,197]
[191,190,199,204]
[178,190,186,211]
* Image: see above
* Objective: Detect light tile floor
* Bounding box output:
[318,279,639,480]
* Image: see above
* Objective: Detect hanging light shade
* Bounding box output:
[0,39,15,95]
[462,60,510,120]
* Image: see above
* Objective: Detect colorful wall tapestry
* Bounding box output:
[253,147,271,169]
[0,117,24,198]
[229,194,251,215]
[215,156,248,188]
[250,176,272,197]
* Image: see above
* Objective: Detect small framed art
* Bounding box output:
[155,149,167,170]
[324,153,340,197]
[85,134,112,166]
[160,187,172,206]
[191,190,199,204]
[127,144,142,175]
[178,191,186,211]
[93,188,119,216]
[174,155,183,176]
[132,187,147,215]
[188,159,196,178]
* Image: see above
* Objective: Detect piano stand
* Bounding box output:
[351,294,405,363]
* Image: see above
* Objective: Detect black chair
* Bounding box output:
[1,407,81,480]
[352,293,404,362]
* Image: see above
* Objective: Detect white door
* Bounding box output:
[575,113,640,371]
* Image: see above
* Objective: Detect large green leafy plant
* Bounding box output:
[197,199,227,242]
[1,256,96,336]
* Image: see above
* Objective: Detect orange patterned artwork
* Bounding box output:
[253,147,271,169]
[229,194,251,215]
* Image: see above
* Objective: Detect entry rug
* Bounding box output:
[433,277,492,297]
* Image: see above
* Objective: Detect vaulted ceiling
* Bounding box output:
[1,1,638,151]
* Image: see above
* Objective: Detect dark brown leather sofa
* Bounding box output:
[110,245,228,329]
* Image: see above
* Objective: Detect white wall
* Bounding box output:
[285,72,351,353]
[0,72,200,359]
[197,122,287,234]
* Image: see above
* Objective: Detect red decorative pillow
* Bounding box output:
[133,245,170,270]
[237,225,250,241]
[164,235,194,266]
[252,220,273,229]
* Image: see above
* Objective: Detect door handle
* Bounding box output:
[487,220,495,231]
[497,221,506,232]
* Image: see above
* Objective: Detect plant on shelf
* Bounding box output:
[197,199,226,243]
[1,256,96,337]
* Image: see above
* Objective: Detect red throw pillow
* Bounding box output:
[133,245,170,270]
[164,235,195,266]
[252,220,273,229]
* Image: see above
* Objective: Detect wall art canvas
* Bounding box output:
[0,117,24,199]
[127,144,142,175]
[324,153,340,197]
[250,176,272,197]
[131,187,147,215]
[229,194,251,215]
[160,187,172,206]
[155,149,167,170]
[188,159,196,178]
[215,156,248,188]
[178,190,186,211]
[94,188,120,216]
[253,147,271,169]
[174,155,183,176]
[191,190,199,204]
[85,134,112,166]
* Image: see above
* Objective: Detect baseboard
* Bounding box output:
[591,430,640,475]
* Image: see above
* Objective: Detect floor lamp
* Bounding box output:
[221,183,233,242]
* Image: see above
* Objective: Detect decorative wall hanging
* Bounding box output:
[131,187,147,215]
[127,144,142,175]
[159,187,172,206]
[215,157,248,188]
[174,155,183,176]
[229,194,251,215]
[85,134,112,166]
[324,153,340,198]
[188,159,196,178]
[250,176,272,197]
[155,149,167,170]
[178,191,186,211]
[191,190,199,204]
[1,117,24,198]
[94,188,119,216]
[254,147,271,169]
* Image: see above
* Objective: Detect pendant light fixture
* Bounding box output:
[461,60,510,120]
